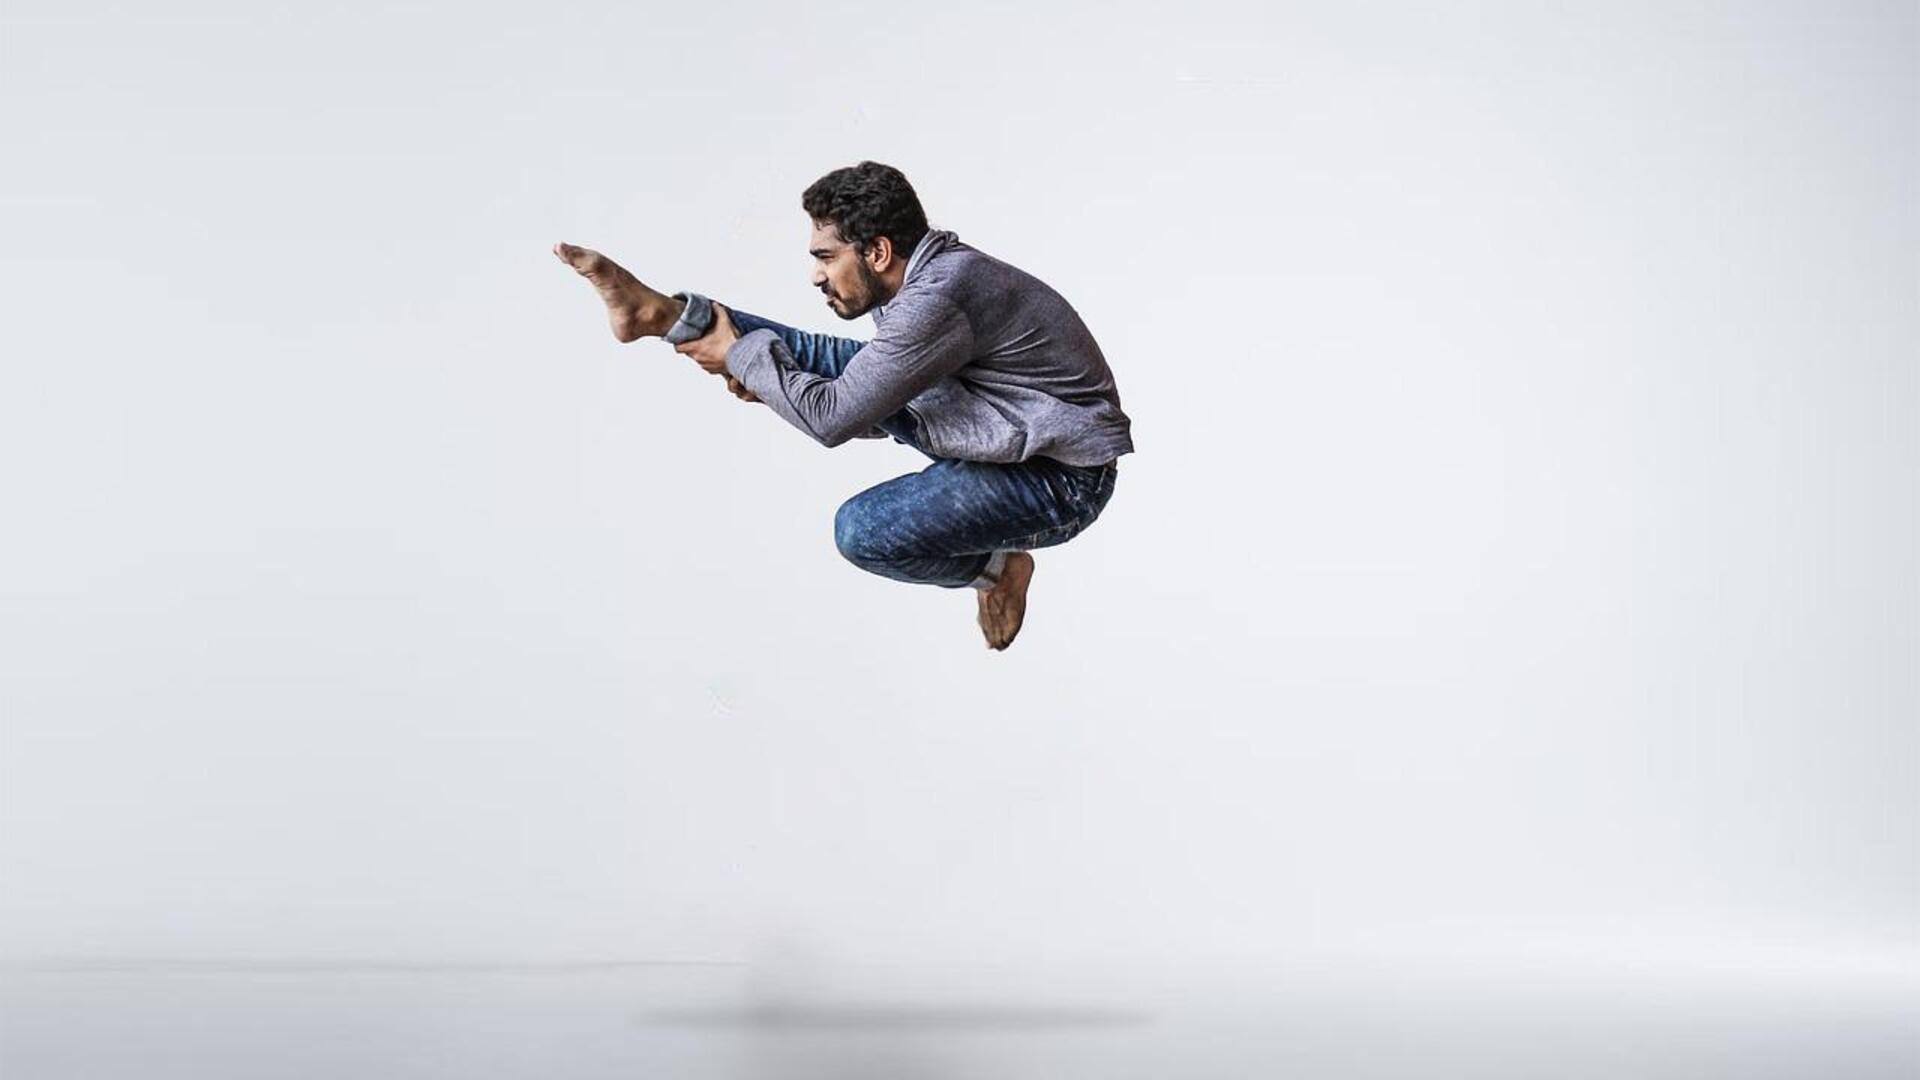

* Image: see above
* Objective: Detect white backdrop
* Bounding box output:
[1,1,1913,1071]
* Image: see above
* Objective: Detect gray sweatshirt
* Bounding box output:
[677,229,1133,468]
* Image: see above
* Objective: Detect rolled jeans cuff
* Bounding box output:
[662,291,714,344]
[968,550,1010,590]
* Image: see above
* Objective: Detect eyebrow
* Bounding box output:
[808,248,834,258]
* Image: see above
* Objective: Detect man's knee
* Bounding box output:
[833,495,884,566]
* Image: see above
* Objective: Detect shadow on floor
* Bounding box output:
[635,1002,1156,1031]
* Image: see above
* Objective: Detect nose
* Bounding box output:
[809,267,827,289]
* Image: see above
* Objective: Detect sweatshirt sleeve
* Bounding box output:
[723,292,975,448]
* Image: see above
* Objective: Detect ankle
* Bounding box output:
[970,550,1010,590]
[639,294,685,338]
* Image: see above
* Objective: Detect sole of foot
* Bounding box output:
[976,551,1036,651]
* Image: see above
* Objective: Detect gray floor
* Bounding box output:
[3,954,1913,1078]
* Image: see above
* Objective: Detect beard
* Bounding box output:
[826,260,891,320]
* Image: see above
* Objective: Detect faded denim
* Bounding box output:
[726,305,1119,589]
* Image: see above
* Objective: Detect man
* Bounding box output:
[553,161,1133,650]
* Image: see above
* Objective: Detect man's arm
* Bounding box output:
[723,295,975,448]
[725,376,889,436]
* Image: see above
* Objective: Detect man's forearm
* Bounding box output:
[724,294,974,447]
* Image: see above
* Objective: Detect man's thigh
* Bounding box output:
[833,456,1095,564]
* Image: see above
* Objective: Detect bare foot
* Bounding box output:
[552,242,683,343]
[976,551,1035,651]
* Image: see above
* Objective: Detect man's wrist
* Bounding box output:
[724,327,779,380]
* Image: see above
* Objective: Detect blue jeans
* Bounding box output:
[726,306,1120,589]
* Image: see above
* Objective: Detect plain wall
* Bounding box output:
[1,0,1913,979]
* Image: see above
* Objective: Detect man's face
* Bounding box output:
[808,220,888,320]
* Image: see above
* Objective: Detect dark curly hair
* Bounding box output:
[801,161,930,263]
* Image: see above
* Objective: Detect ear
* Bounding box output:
[865,235,895,272]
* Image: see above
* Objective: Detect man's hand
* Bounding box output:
[674,300,740,376]
[723,374,759,403]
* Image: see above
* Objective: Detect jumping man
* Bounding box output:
[554,161,1133,650]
